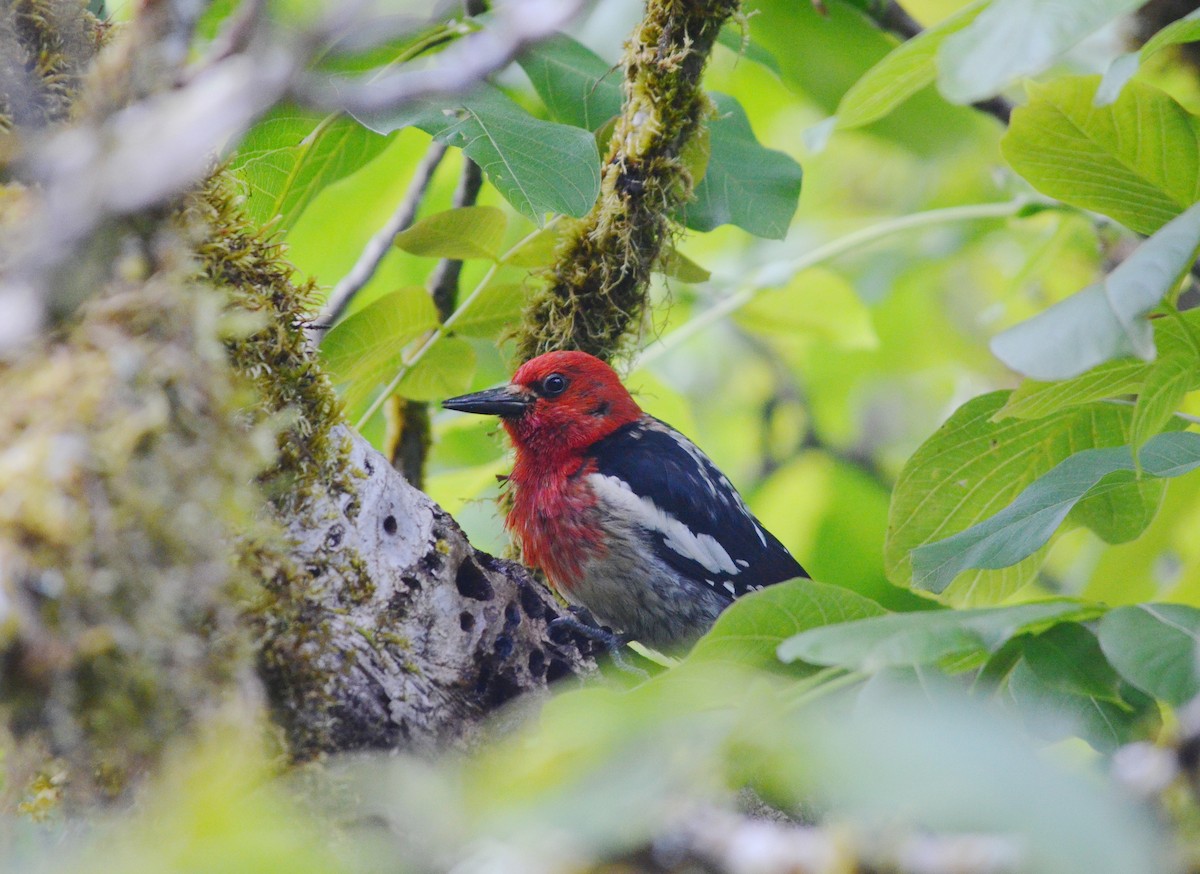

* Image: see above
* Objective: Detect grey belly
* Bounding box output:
[569,529,730,652]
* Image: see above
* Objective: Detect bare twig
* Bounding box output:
[863,0,1014,126]
[291,0,587,116]
[430,158,484,321]
[388,157,483,485]
[312,140,449,342]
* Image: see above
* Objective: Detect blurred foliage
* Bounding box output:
[11,0,1200,870]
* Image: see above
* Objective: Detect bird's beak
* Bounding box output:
[442,385,533,418]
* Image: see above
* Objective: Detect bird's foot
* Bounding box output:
[548,607,648,679]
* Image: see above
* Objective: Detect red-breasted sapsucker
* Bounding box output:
[442,350,809,651]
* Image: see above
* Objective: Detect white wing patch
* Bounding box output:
[590,474,741,576]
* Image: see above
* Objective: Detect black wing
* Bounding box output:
[586,417,808,601]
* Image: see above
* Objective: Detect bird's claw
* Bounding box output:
[549,608,648,679]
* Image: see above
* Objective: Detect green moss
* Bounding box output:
[513,0,739,364]
[0,263,276,799]
[0,0,105,131]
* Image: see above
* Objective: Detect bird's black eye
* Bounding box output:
[541,373,568,397]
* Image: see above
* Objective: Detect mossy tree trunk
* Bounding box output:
[0,0,736,805]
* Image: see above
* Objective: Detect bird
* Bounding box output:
[442,350,809,652]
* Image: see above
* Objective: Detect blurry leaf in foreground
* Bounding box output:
[801,682,1171,874]
[18,725,350,874]
[777,600,1093,672]
[991,200,1200,380]
[1099,603,1200,705]
[910,431,1200,594]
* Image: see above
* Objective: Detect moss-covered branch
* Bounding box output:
[514,0,740,363]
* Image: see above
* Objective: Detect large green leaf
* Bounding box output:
[356,85,601,222]
[937,0,1144,104]
[1004,623,1150,752]
[1099,603,1200,705]
[230,109,391,232]
[517,33,623,130]
[990,200,1200,380]
[1000,77,1200,235]
[832,1,986,132]
[911,431,1200,594]
[450,282,525,338]
[777,600,1094,672]
[393,206,508,261]
[681,93,802,240]
[995,310,1200,420]
[886,392,1140,603]
[1096,9,1200,106]
[398,336,476,402]
[320,287,438,408]
[686,579,885,672]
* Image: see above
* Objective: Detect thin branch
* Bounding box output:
[312,140,449,342]
[637,198,1033,370]
[291,0,586,116]
[429,159,484,321]
[355,221,556,431]
[387,157,484,484]
[863,0,1013,126]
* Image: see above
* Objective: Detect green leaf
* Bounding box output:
[398,336,476,402]
[320,286,438,395]
[230,109,390,232]
[655,247,711,283]
[517,33,623,130]
[995,360,1148,421]
[833,0,986,131]
[1131,351,1197,454]
[1017,622,1125,704]
[991,200,1200,380]
[887,392,1140,603]
[1005,626,1148,753]
[681,93,802,240]
[393,206,508,261]
[777,601,1094,672]
[451,282,525,338]
[937,0,1144,104]
[1067,470,1166,546]
[994,310,1200,420]
[1099,604,1200,705]
[686,579,885,672]
[357,85,601,222]
[911,431,1200,594]
[1096,9,1200,106]
[1000,77,1200,235]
